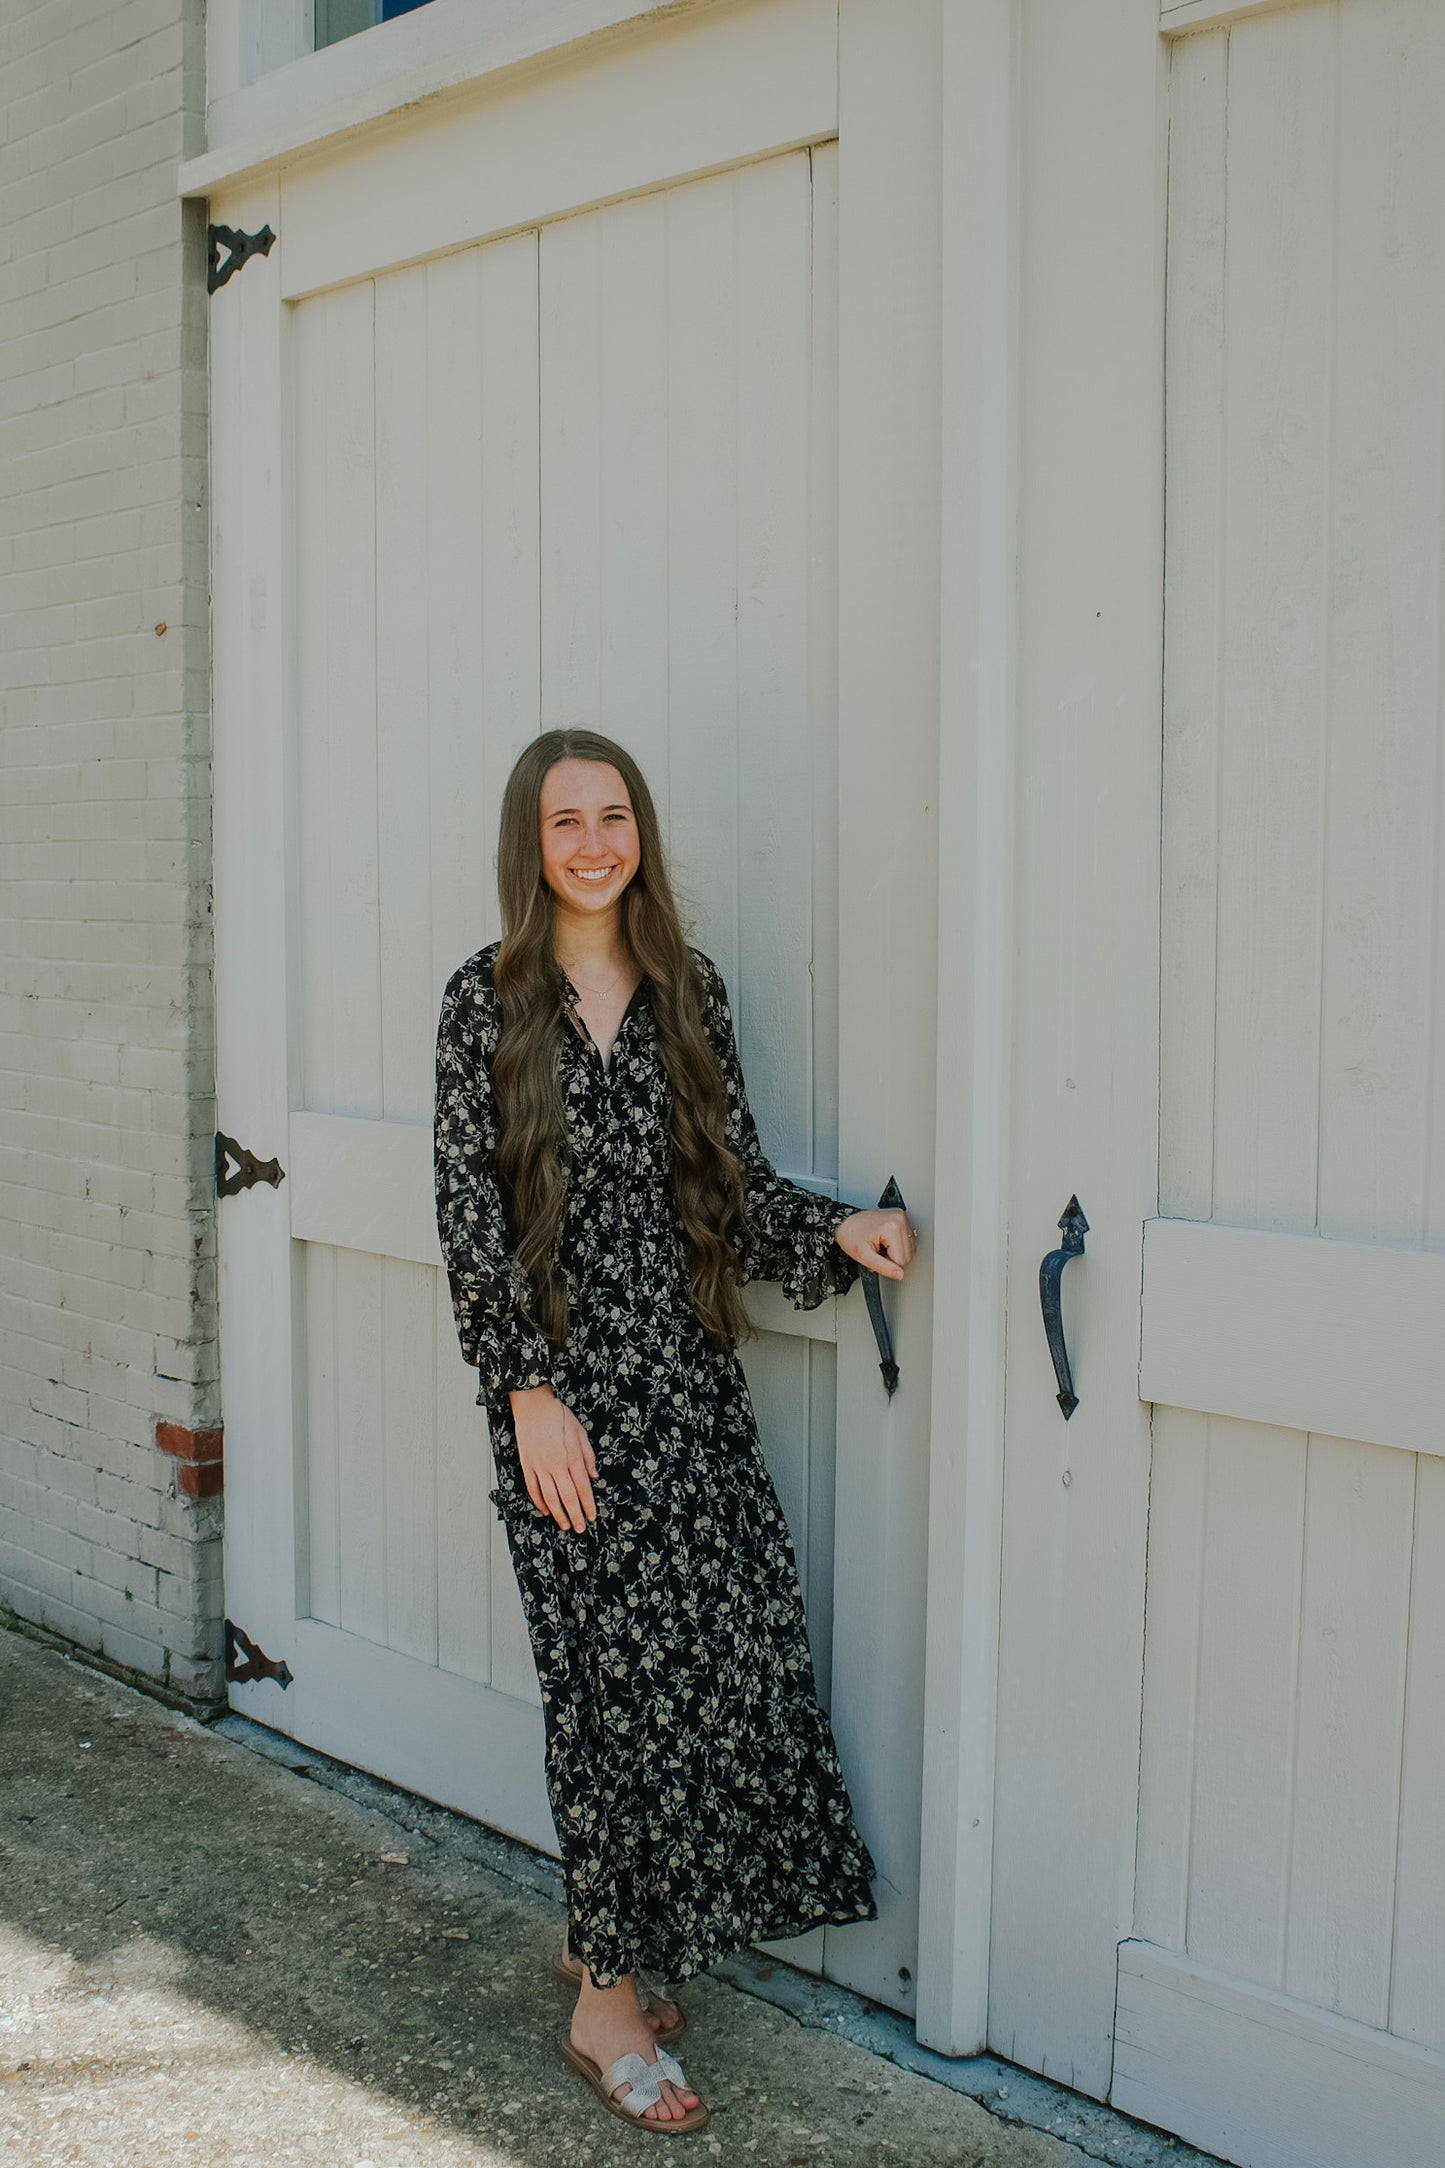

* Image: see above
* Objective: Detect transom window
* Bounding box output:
[315,0,434,51]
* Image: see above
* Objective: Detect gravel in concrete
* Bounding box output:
[0,1623,1097,2167]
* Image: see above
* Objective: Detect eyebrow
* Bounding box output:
[546,804,632,817]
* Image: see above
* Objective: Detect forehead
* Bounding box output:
[539,758,632,816]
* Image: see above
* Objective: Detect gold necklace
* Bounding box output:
[562,957,627,1001]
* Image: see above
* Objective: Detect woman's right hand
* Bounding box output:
[509,1384,598,1532]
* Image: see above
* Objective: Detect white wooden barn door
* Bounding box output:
[208,0,933,2019]
[1116,9,1445,2164]
[989,4,1445,2163]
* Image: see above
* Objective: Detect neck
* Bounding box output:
[552,905,628,975]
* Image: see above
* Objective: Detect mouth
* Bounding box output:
[568,865,618,885]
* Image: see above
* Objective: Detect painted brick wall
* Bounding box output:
[0,0,223,1703]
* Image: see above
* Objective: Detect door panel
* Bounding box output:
[1126,7,1445,2157]
[214,132,920,2001]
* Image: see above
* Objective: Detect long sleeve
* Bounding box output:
[433,960,556,1403]
[695,951,861,1311]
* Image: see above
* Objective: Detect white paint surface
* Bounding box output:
[1114,1942,1445,2168]
[1130,6,1445,2157]
[212,1,932,2006]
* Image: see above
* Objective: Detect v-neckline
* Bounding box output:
[559,967,647,1080]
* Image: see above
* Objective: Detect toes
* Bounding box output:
[610,2080,687,2123]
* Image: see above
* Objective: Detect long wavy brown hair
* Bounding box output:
[491,729,752,1355]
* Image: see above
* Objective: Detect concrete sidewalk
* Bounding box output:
[0,1623,1200,2168]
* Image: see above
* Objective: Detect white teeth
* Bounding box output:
[571,868,614,881]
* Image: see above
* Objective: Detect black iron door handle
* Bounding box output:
[1039,1195,1088,1419]
[861,1175,906,1397]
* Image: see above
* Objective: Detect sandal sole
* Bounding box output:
[559,2037,710,2134]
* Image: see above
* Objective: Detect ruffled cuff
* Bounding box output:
[471,1294,556,1406]
[773,1191,862,1312]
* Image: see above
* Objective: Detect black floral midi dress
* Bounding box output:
[433,939,879,1988]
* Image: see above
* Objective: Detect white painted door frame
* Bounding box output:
[912,0,1018,2060]
[978,0,1168,2098]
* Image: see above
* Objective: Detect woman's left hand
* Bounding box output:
[833,1206,917,1281]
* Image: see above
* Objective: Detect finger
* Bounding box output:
[537,1469,572,1530]
[553,1470,590,1534]
[569,1415,598,1480]
[523,1465,546,1515]
[568,1458,598,1522]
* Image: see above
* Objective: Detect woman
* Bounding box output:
[433,729,916,2134]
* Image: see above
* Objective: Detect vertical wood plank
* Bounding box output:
[1391,1454,1445,2052]
[335,1247,387,1644]
[1284,1434,1415,2026]
[476,231,543,907]
[374,261,434,1125]
[382,1256,440,1664]
[663,167,741,974]
[807,142,842,1181]
[597,192,670,797]
[805,1338,838,1711]
[540,211,602,731]
[735,152,815,1173]
[1209,5,1337,1231]
[1187,1419,1306,1985]
[426,243,489,986]
[319,281,383,1118]
[1315,0,1445,1248]
[1158,30,1227,1221]
[294,292,335,1114]
[1134,1409,1209,1948]
[435,1272,490,1685]
[302,1240,341,1628]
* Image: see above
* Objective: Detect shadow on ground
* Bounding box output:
[0,1623,1088,2168]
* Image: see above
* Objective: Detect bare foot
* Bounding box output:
[569,1970,701,2125]
[561,1930,680,2038]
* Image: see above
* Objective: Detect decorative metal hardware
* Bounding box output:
[862,1176,907,1398]
[1039,1195,1088,1419]
[207,223,275,294]
[215,1131,285,1198]
[224,1619,293,1689]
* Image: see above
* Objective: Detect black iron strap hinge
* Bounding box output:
[215,1131,285,1198]
[207,222,275,294]
[225,1620,293,1689]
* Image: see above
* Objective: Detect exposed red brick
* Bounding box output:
[177,1460,224,1500]
[155,1421,224,1492]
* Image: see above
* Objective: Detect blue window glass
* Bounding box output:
[315,0,434,52]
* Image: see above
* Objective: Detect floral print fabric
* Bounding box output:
[433,940,879,1986]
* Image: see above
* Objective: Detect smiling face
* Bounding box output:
[538,758,642,926]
